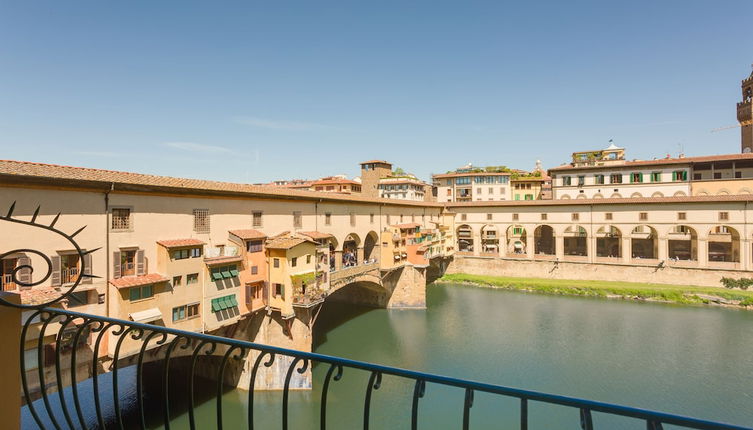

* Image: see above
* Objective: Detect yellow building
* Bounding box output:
[265,234,319,318]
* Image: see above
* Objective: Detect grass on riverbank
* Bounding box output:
[437,273,753,307]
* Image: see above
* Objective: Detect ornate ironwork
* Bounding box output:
[0,201,99,309]
[4,207,752,429]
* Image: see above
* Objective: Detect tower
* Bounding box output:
[740,65,753,153]
[359,160,393,199]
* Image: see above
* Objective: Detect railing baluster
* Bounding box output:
[90,322,114,430]
[112,326,139,430]
[520,398,528,430]
[248,351,275,430]
[216,346,245,430]
[282,357,309,430]
[136,331,167,430]
[37,312,63,430]
[320,363,343,430]
[580,408,594,430]
[163,335,190,430]
[20,310,46,429]
[462,388,474,430]
[53,316,77,430]
[70,318,98,430]
[411,379,426,430]
[647,421,664,430]
[188,340,216,430]
[363,371,382,430]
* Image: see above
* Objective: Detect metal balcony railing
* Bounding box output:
[15,306,752,430]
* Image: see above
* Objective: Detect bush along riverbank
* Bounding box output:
[436,273,753,309]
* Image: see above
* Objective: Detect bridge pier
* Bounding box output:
[382,265,427,309]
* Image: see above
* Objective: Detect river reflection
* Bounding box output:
[30,283,750,429]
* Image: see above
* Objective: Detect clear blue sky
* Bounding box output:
[1,1,751,183]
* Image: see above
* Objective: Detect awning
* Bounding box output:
[130,308,162,323]
[514,241,523,249]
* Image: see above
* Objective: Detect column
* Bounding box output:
[555,235,565,260]
[0,292,21,430]
[658,235,668,262]
[741,239,751,271]
[587,235,596,263]
[357,247,364,265]
[473,230,481,256]
[334,251,343,271]
[698,239,708,268]
[621,236,631,264]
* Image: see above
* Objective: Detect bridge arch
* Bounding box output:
[506,225,527,255]
[342,233,361,267]
[363,231,379,263]
[480,224,500,254]
[534,225,555,256]
[563,225,587,256]
[630,225,658,260]
[596,225,621,258]
[708,225,740,263]
[667,225,698,261]
[456,224,474,253]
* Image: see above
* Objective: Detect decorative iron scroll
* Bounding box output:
[0,202,99,309]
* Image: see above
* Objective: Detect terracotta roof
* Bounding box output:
[266,235,316,250]
[548,153,753,172]
[511,177,547,182]
[360,160,391,165]
[311,178,360,186]
[156,238,205,248]
[391,223,421,229]
[0,159,440,208]
[109,273,169,289]
[203,255,243,265]
[298,231,334,240]
[433,171,511,179]
[229,229,267,240]
[20,288,62,306]
[445,194,753,208]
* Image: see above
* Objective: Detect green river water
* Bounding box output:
[166,282,753,429]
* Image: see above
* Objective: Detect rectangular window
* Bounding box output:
[191,247,202,258]
[325,213,332,226]
[187,303,199,318]
[541,213,547,220]
[187,273,199,284]
[193,209,210,233]
[678,212,687,220]
[350,213,356,227]
[610,174,622,184]
[370,213,375,224]
[112,208,131,230]
[274,283,284,297]
[563,176,572,186]
[735,171,742,179]
[291,257,297,267]
[595,174,605,185]
[512,214,519,221]
[488,187,494,194]
[129,285,153,301]
[476,188,482,194]
[293,211,302,228]
[252,211,263,227]
[631,173,643,183]
[525,194,533,200]
[173,276,182,286]
[273,258,280,268]
[306,254,311,264]
[572,213,579,221]
[693,173,702,180]
[172,305,186,322]
[247,240,263,253]
[651,172,661,182]
[605,213,613,221]
[251,265,258,275]
[714,172,722,179]
[673,171,688,181]
[513,227,523,235]
[487,213,493,221]
[577,176,585,186]
[172,249,189,260]
[461,214,467,221]
[719,212,729,221]
[639,212,648,221]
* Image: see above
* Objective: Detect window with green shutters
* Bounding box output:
[211,265,238,281]
[651,172,661,182]
[129,285,154,301]
[211,294,238,313]
[172,305,186,321]
[672,170,687,181]
[630,172,643,183]
[525,194,534,200]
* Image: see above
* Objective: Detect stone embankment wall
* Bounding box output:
[447,256,750,287]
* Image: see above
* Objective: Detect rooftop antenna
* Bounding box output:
[677,142,685,158]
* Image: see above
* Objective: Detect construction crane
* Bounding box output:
[711,124,742,133]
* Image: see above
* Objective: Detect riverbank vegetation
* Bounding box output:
[437,273,753,308]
